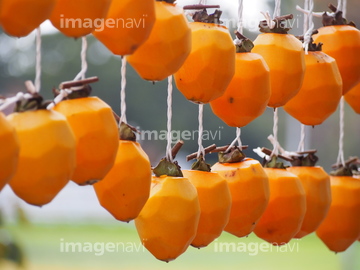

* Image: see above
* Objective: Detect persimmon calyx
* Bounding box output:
[119,122,137,141]
[322,4,356,27]
[296,30,323,51]
[218,147,246,164]
[259,14,293,34]
[153,158,183,177]
[263,156,287,169]
[331,157,360,176]
[234,31,254,53]
[330,167,353,176]
[290,153,319,167]
[15,93,51,112]
[193,9,223,24]
[191,156,211,172]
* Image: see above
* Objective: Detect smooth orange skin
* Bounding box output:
[284,51,342,125]
[0,113,19,191]
[212,158,270,238]
[94,140,151,222]
[316,176,360,252]
[135,176,200,262]
[0,0,56,37]
[174,22,236,104]
[53,97,119,185]
[127,2,191,81]
[254,168,306,245]
[210,52,271,127]
[7,110,76,206]
[182,170,231,248]
[313,25,360,95]
[252,33,305,108]
[345,82,360,114]
[93,0,155,56]
[50,0,111,38]
[286,166,331,239]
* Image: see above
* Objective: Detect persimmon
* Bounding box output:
[316,166,360,253]
[50,0,111,38]
[313,8,360,95]
[211,148,269,238]
[284,45,342,125]
[7,96,76,206]
[94,123,151,222]
[210,34,271,127]
[252,15,305,108]
[53,95,119,186]
[93,0,155,56]
[127,1,191,81]
[0,0,56,37]
[254,158,306,245]
[174,9,235,104]
[0,112,19,191]
[182,156,231,248]
[345,82,360,114]
[286,153,331,238]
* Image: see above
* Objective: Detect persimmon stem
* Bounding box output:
[296,149,317,155]
[59,76,99,89]
[261,147,294,162]
[328,3,337,12]
[332,157,358,169]
[187,144,216,161]
[171,140,184,159]
[183,5,220,10]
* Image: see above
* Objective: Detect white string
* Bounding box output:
[337,0,343,15]
[342,0,347,18]
[226,127,242,152]
[0,92,33,111]
[336,97,345,166]
[297,124,306,152]
[273,0,281,18]
[120,56,127,124]
[47,89,72,110]
[196,104,205,158]
[34,28,42,93]
[271,108,279,157]
[74,36,88,81]
[237,0,244,34]
[303,0,309,35]
[166,76,173,162]
[268,135,300,158]
[303,0,314,54]
[199,0,206,5]
[296,6,326,18]
[260,11,276,29]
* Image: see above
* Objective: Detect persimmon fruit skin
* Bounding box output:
[345,82,360,114]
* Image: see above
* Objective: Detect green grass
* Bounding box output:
[2,223,360,270]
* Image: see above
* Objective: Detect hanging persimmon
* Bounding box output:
[127,0,191,82]
[0,112,19,191]
[316,164,360,253]
[135,147,200,262]
[345,82,360,114]
[284,38,342,126]
[313,6,360,95]
[211,147,270,238]
[286,153,331,239]
[50,0,111,38]
[174,9,235,104]
[0,0,56,37]
[53,86,119,186]
[7,94,76,206]
[93,0,155,56]
[210,33,271,127]
[94,123,152,222]
[252,15,305,108]
[254,157,306,245]
[182,156,231,248]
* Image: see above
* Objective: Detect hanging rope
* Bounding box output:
[34,28,42,93]
[120,56,127,124]
[74,36,88,81]
[303,0,314,54]
[196,104,205,158]
[273,0,281,18]
[199,0,206,5]
[298,124,306,152]
[336,97,346,167]
[0,93,33,112]
[166,76,174,162]
[336,0,343,15]
[271,108,279,157]
[226,127,242,152]
[342,0,347,17]
[237,0,244,34]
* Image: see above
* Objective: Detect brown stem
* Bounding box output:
[332,157,359,169]
[261,147,294,162]
[211,145,249,154]
[296,149,317,155]
[60,76,99,89]
[186,144,217,161]
[328,3,337,12]
[172,140,184,159]
[183,4,220,10]
[274,14,294,21]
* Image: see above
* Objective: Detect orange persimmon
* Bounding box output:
[345,82,360,114]
[313,25,360,94]
[135,175,200,262]
[0,112,19,191]
[94,124,152,222]
[286,165,331,238]
[316,175,360,252]
[182,169,231,248]
[127,1,191,81]
[284,51,342,126]
[93,0,155,56]
[7,109,76,206]
[53,96,119,185]
[0,0,56,37]
[174,22,235,103]
[254,167,306,245]
[50,0,111,38]
[212,157,270,238]
[210,45,271,127]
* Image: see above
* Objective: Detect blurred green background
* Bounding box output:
[0,0,360,269]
